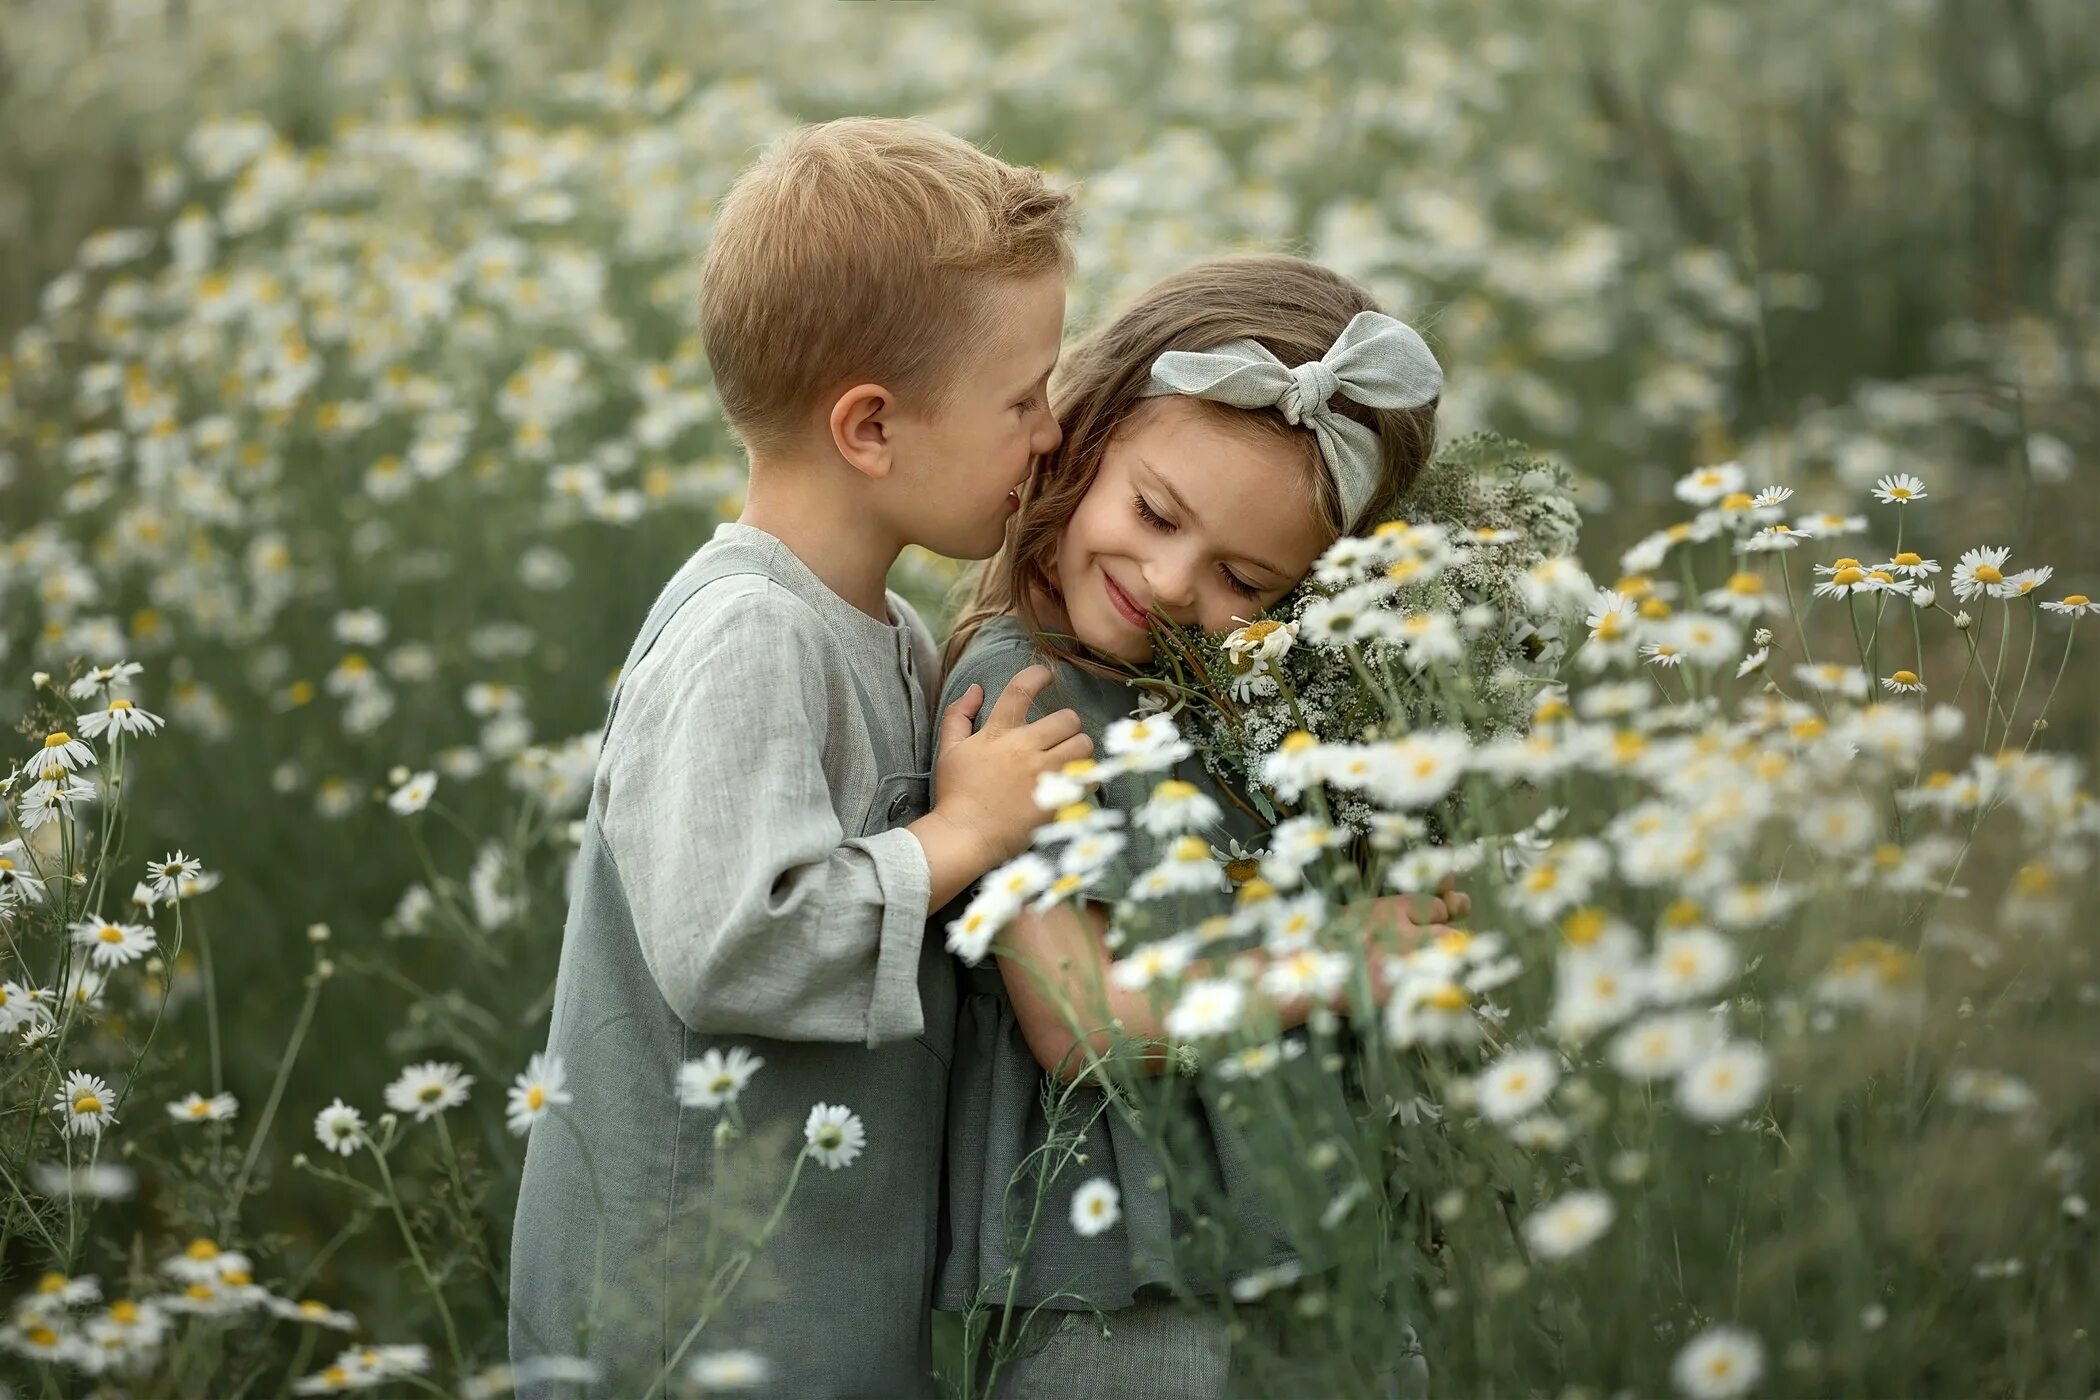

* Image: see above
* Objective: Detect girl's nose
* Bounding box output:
[1147,553,1200,616]
[1032,413,1063,454]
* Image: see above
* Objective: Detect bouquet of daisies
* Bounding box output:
[1137,432,1586,830]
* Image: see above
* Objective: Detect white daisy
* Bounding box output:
[1070,1177,1121,1237]
[1101,714,1191,768]
[1674,462,1745,506]
[1881,669,1926,694]
[383,1061,473,1121]
[1736,523,1812,552]
[944,895,1013,966]
[1670,1324,1765,1398]
[75,697,166,740]
[1950,545,2013,601]
[314,1099,365,1156]
[1109,933,1197,992]
[33,730,97,774]
[1215,1039,1306,1081]
[803,1102,866,1170]
[1676,1041,1771,1123]
[386,770,438,815]
[166,1092,238,1124]
[1163,978,1247,1040]
[268,1297,359,1331]
[1609,1011,1720,1081]
[1997,565,2053,599]
[1259,947,1351,1006]
[1222,617,1297,665]
[2040,593,2098,616]
[54,1071,117,1137]
[689,1350,770,1389]
[506,1053,570,1135]
[1522,1190,1615,1260]
[68,916,158,968]
[678,1047,764,1110]
[1649,928,1739,1002]
[1870,473,1926,505]
[135,853,199,905]
[1133,779,1222,837]
[1477,1047,1559,1123]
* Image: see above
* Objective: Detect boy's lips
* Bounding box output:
[1103,571,1150,629]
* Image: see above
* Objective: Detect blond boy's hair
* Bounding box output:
[699,117,1078,459]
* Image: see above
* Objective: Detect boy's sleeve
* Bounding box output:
[600,583,932,1047]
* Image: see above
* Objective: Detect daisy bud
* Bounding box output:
[1954,611,1972,629]
[314,959,335,979]
[1753,628,1774,646]
[2033,718,2047,733]
[307,923,331,943]
[713,1119,738,1148]
[32,672,50,688]
[292,1153,309,1169]
[378,1112,398,1130]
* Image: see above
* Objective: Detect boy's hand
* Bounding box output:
[912,665,1094,909]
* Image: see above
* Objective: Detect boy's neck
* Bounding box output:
[737,456,903,622]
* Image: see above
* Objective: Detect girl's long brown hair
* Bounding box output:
[944,252,1440,672]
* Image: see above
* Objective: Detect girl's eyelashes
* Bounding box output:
[1015,393,1041,413]
[1133,494,1263,598]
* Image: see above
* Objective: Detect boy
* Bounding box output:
[509,118,1085,1397]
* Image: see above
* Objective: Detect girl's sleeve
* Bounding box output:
[600,584,932,1047]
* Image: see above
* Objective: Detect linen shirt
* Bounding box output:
[599,521,941,1045]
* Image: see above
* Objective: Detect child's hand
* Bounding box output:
[915,666,1093,905]
[1342,879,1470,1004]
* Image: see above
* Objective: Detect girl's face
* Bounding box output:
[1046,396,1333,663]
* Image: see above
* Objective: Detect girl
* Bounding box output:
[934,253,1453,1398]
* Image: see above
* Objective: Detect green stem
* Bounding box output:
[366,1134,467,1374]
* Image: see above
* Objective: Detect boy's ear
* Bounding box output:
[829,383,897,482]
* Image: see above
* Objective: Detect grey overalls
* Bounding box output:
[509,542,954,1398]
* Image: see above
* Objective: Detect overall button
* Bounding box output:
[887,791,911,822]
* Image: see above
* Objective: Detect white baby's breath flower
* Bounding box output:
[1070,1177,1121,1237]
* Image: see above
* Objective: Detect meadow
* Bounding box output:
[2,0,2096,1393]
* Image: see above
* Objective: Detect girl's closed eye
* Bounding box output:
[1016,393,1041,413]
[1133,493,1264,598]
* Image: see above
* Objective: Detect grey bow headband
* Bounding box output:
[1133,310,1443,524]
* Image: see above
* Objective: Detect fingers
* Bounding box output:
[1022,707,1084,749]
[1437,876,1473,920]
[938,684,983,756]
[1046,733,1096,766]
[986,664,1055,729]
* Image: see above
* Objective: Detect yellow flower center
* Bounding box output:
[1561,909,1605,945]
[110,1300,139,1324]
[1153,779,1199,802]
[27,1326,57,1348]
[1893,552,1923,567]
[222,1268,251,1286]
[1832,557,1862,570]
[1168,836,1209,863]
[526,1085,546,1110]
[98,924,124,943]
[1718,492,1753,511]
[1639,597,1672,620]
[1873,843,1904,869]
[1832,567,1865,587]
[1725,572,1764,595]
[1972,564,2003,583]
[1890,670,1919,685]
[1054,802,1093,824]
[299,1300,329,1317]
[1236,878,1277,905]
[1592,614,1624,641]
[1663,898,1703,926]
[188,1100,211,1117]
[1240,620,1281,641]
[37,1273,66,1293]
[43,732,72,748]
[1425,985,1468,1011]
[110,698,133,711]
[1868,570,1895,585]
[2016,863,2055,896]
[1525,865,1560,893]
[2064,594,2090,607]
[1281,730,1317,753]
[419,1084,443,1102]
[73,1093,103,1114]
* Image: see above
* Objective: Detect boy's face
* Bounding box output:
[886,272,1067,560]
[1048,396,1331,663]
